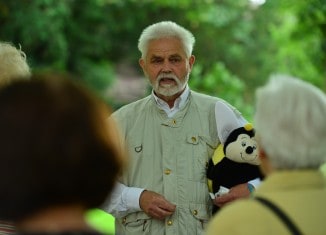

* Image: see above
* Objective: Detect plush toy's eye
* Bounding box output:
[241,141,247,147]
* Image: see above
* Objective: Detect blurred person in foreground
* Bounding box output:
[103,20,257,235]
[0,41,31,235]
[0,42,30,85]
[0,73,125,235]
[205,75,326,235]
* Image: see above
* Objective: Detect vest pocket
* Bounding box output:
[119,212,151,233]
[189,203,211,232]
[185,134,216,183]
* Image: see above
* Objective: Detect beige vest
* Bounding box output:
[113,91,228,235]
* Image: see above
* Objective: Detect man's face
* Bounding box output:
[139,37,195,100]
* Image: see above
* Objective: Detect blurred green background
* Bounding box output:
[1,0,325,120]
[85,208,115,234]
[1,0,325,233]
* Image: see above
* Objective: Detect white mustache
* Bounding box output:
[157,73,178,82]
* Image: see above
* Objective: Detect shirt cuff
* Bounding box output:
[248,178,261,189]
[122,187,145,211]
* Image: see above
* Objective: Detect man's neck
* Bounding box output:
[158,94,180,108]
[155,88,186,109]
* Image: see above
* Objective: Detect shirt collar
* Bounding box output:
[152,85,190,113]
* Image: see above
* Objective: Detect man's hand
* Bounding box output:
[214,183,250,208]
[139,190,176,220]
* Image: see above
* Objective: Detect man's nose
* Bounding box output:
[161,61,172,73]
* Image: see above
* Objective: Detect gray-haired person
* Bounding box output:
[103,21,256,235]
[205,75,326,235]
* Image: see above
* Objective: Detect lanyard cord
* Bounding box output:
[255,197,303,235]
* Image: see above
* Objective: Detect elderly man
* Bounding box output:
[104,21,253,235]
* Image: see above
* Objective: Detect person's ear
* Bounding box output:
[188,55,195,70]
[139,58,145,70]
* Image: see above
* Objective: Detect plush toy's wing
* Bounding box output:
[212,144,225,165]
[215,101,247,144]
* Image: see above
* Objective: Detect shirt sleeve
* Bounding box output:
[248,178,261,189]
[101,182,145,218]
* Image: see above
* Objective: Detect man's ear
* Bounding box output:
[139,58,145,70]
[188,55,195,70]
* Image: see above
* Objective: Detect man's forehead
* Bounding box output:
[149,53,182,59]
[147,38,185,56]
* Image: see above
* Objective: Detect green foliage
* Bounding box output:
[0,0,70,69]
[253,0,326,90]
[190,62,253,120]
[74,59,115,99]
[0,0,325,117]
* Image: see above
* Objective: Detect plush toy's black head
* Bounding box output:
[223,126,255,154]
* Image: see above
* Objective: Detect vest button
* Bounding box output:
[191,136,197,142]
[192,210,198,215]
[164,169,171,175]
[172,119,176,124]
[122,217,126,224]
[167,220,173,226]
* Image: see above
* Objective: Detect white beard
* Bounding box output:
[153,72,189,97]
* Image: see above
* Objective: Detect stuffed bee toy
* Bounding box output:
[207,101,264,214]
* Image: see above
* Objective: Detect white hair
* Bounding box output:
[137,21,195,59]
[0,42,31,86]
[254,74,326,170]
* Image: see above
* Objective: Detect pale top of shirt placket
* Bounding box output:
[152,85,190,118]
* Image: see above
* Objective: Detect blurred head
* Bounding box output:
[138,21,195,101]
[254,74,326,172]
[0,73,124,221]
[0,42,31,86]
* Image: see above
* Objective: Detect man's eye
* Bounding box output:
[150,58,163,64]
[170,58,181,63]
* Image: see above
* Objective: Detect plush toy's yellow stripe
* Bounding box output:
[208,179,213,193]
[212,144,225,165]
[207,144,225,193]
